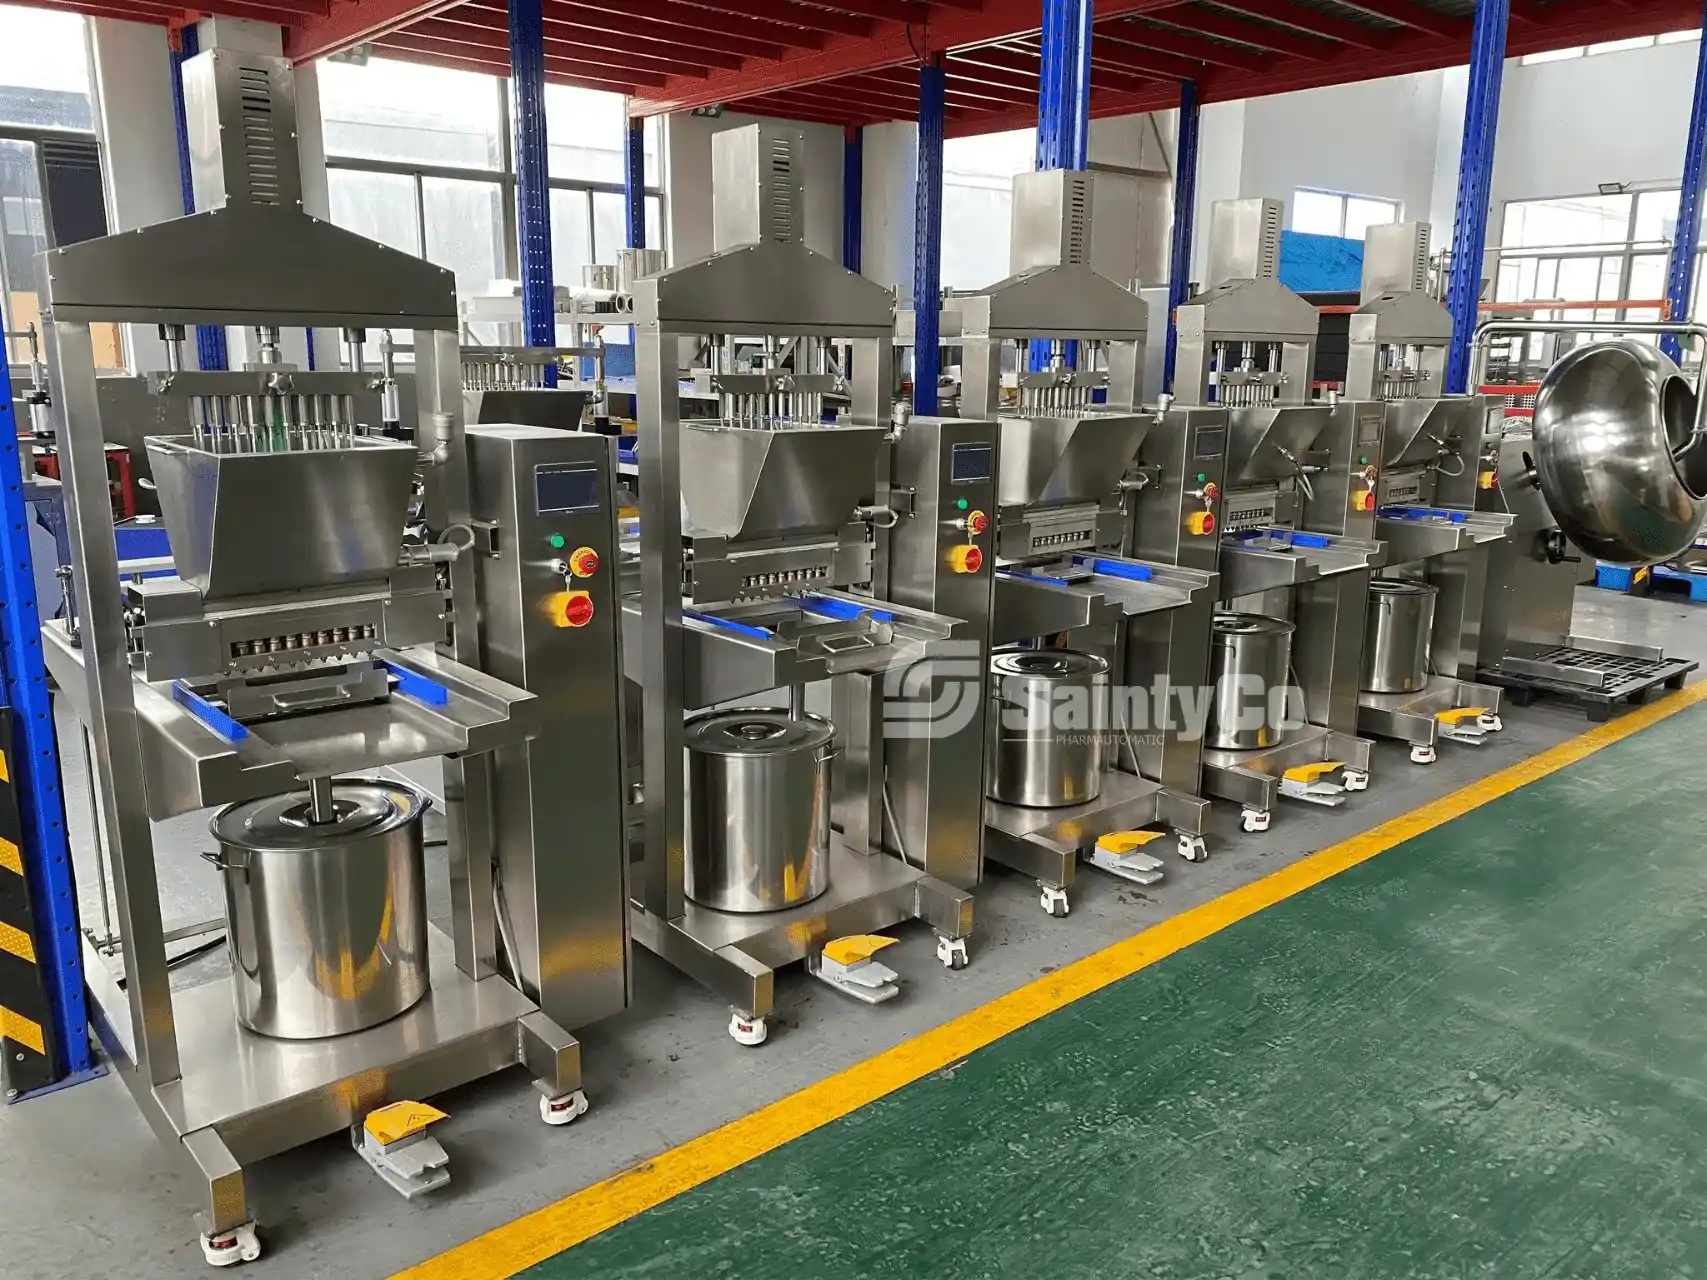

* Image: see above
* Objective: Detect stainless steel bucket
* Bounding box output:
[1206,613,1296,751]
[986,649,1110,808]
[1362,580,1438,693]
[207,779,429,1040]
[685,709,838,913]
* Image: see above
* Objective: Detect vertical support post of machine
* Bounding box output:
[1664,5,1707,363]
[1443,0,1509,394]
[0,325,90,1089]
[624,119,646,250]
[913,59,946,417]
[509,0,556,380]
[1032,0,1093,370]
[168,24,226,372]
[1164,80,1201,394]
[843,126,864,274]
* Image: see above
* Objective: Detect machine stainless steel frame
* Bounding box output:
[899,170,1221,915]
[40,50,626,1265]
[1345,223,1513,763]
[626,124,991,1046]
[1174,199,1386,832]
[1471,319,1701,715]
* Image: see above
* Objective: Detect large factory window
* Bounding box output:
[942,127,1035,290]
[1291,189,1399,240]
[0,4,90,130]
[319,57,504,171]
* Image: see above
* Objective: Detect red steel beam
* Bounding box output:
[1090,33,1211,78]
[405,15,715,78]
[784,78,922,115]
[1213,0,1398,50]
[290,0,466,61]
[804,0,931,22]
[1098,20,1272,70]
[1148,8,1340,59]
[35,0,331,23]
[424,10,740,71]
[858,64,1036,104]
[664,0,875,36]
[449,1,775,62]
[739,93,873,126]
[374,30,660,89]
[371,37,653,94]
[531,0,804,57]
[1333,0,1467,40]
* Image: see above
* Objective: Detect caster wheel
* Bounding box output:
[1039,885,1070,917]
[1240,808,1271,833]
[201,1223,261,1268]
[1343,769,1370,792]
[1177,835,1209,863]
[1480,714,1502,732]
[540,1089,589,1126]
[937,936,970,970]
[1410,744,1437,765]
[728,1012,768,1047]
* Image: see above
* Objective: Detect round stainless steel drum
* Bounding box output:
[1206,613,1295,751]
[685,710,837,914]
[1532,338,1707,565]
[208,779,430,1040]
[1362,580,1438,694]
[986,649,1109,808]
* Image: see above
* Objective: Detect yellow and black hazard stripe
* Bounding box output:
[0,708,58,1096]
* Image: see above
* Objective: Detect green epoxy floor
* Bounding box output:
[534,706,1707,1279]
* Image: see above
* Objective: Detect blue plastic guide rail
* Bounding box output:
[1229,530,1330,550]
[997,567,1073,587]
[1378,506,1468,523]
[792,595,895,624]
[683,610,774,641]
[170,682,248,742]
[1078,556,1153,582]
[381,660,450,707]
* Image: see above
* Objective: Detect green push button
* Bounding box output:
[1359,456,1369,465]
[548,533,566,549]
[1196,472,1207,482]
[956,498,968,510]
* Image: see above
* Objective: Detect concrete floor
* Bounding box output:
[3,585,1702,1280]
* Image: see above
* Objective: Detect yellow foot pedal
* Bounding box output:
[1437,705,1499,742]
[1088,830,1167,887]
[1279,760,1359,806]
[354,1101,451,1199]
[810,935,901,1005]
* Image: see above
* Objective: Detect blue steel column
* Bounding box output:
[1664,5,1707,363]
[843,126,864,273]
[509,0,556,363]
[624,119,645,249]
[169,25,226,371]
[0,317,91,1082]
[1032,0,1094,370]
[1444,0,1510,394]
[1164,79,1201,393]
[914,61,946,416]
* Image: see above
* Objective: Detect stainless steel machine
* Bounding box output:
[1471,320,1701,717]
[625,123,993,1046]
[1173,199,1385,832]
[899,169,1222,915]
[1344,223,1513,763]
[41,51,628,1265]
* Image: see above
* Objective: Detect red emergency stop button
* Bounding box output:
[562,591,595,627]
[569,546,600,577]
[1202,482,1219,502]
[948,544,984,574]
[1186,511,1216,536]
[965,509,990,535]
[1354,491,1376,512]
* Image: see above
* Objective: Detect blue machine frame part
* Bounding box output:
[1031,0,1094,371]
[1444,0,1510,395]
[624,119,646,250]
[0,314,92,1081]
[1665,5,1707,362]
[913,60,946,417]
[843,126,864,274]
[1164,79,1202,394]
[509,0,556,359]
[168,24,227,372]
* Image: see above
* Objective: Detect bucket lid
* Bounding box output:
[1370,579,1438,598]
[1212,612,1295,637]
[684,709,837,756]
[990,649,1109,680]
[210,778,426,850]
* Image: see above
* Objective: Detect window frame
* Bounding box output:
[1290,187,1401,239]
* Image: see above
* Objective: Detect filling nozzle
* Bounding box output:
[418,411,455,467]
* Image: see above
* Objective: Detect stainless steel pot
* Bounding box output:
[1532,338,1707,565]
[685,709,837,914]
[986,649,1110,808]
[1207,613,1295,751]
[1362,580,1437,693]
[207,779,429,1040]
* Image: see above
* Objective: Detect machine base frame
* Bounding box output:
[1358,677,1506,749]
[1201,726,1375,815]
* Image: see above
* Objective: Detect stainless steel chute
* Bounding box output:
[1530,337,1707,565]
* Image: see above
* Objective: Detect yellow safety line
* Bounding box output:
[0,1004,44,1056]
[0,919,36,964]
[0,837,19,877]
[395,679,1707,1280]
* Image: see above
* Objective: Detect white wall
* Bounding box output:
[860,120,917,295]
[662,110,844,267]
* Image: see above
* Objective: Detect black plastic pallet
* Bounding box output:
[1478,648,1696,722]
